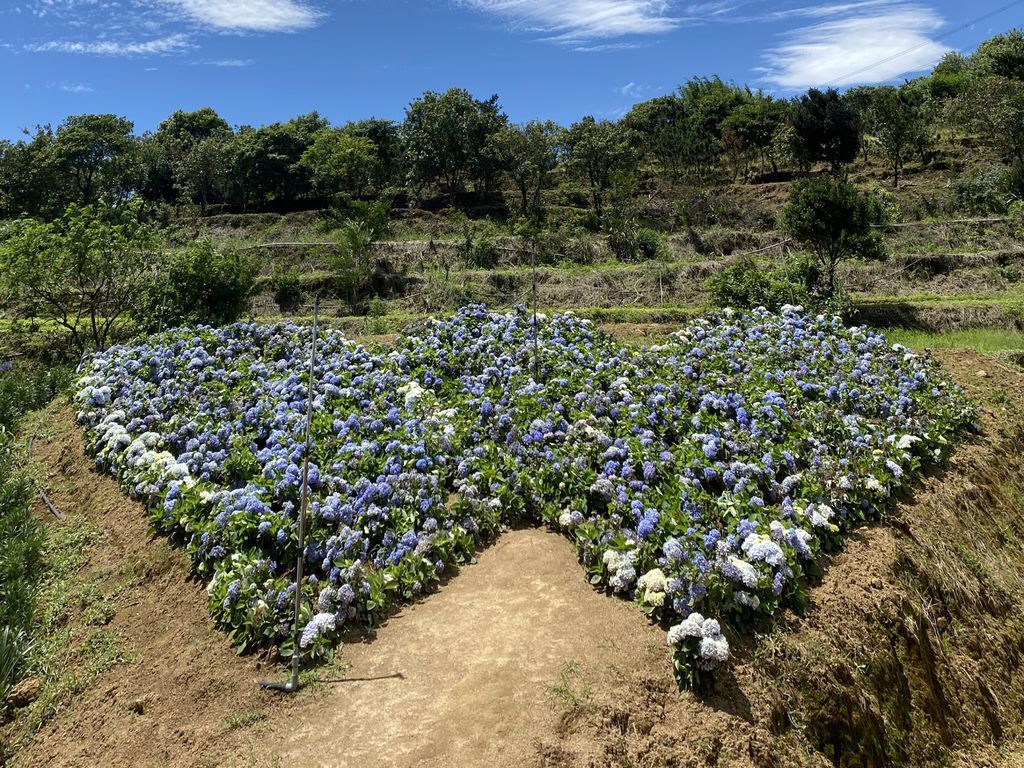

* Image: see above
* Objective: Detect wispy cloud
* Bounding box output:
[760,4,949,88]
[573,40,651,52]
[44,80,96,93]
[164,0,322,32]
[16,0,324,59]
[205,58,254,67]
[25,33,192,56]
[617,81,661,97]
[462,0,678,41]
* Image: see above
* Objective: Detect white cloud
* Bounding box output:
[17,0,324,59]
[617,81,660,96]
[463,0,677,40]
[761,4,950,88]
[206,58,254,67]
[59,82,95,92]
[574,40,650,52]
[26,33,191,55]
[165,0,321,32]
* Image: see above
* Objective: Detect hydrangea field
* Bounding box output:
[74,305,974,687]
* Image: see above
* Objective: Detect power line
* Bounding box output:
[822,0,1024,88]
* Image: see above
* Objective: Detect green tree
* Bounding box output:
[678,77,750,177]
[223,127,262,212]
[961,76,1024,166]
[790,88,861,173]
[153,108,233,205]
[221,114,329,209]
[52,114,137,205]
[299,130,378,197]
[487,121,564,217]
[869,86,933,187]
[155,107,232,148]
[174,137,233,212]
[721,94,790,176]
[0,203,161,350]
[343,119,405,191]
[623,95,694,179]
[565,117,635,225]
[780,177,885,298]
[402,88,507,195]
[970,28,1024,80]
[624,80,748,182]
[843,85,883,163]
[924,52,972,99]
[0,129,61,218]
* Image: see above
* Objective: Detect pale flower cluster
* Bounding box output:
[603,548,637,592]
[667,612,730,670]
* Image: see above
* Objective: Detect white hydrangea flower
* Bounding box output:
[667,612,706,645]
[701,618,721,637]
[637,567,667,606]
[809,504,834,528]
[397,380,425,404]
[733,590,761,609]
[726,555,759,589]
[637,567,667,593]
[699,634,730,665]
[602,549,637,592]
[897,434,920,451]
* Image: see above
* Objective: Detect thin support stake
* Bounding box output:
[531,241,539,382]
[156,259,171,336]
[26,435,62,520]
[260,295,320,693]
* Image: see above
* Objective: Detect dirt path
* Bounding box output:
[246,529,666,768]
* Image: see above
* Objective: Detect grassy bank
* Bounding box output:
[0,363,72,760]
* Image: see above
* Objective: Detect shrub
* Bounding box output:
[137,241,258,331]
[950,166,1014,214]
[366,298,390,335]
[708,258,811,311]
[866,182,902,225]
[606,219,669,262]
[470,237,500,269]
[1010,200,1024,239]
[329,220,377,310]
[271,268,304,314]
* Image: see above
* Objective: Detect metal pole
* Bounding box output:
[260,295,320,693]
[156,261,169,335]
[531,240,539,382]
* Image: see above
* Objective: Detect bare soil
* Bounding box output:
[254,529,667,768]
[6,348,1024,768]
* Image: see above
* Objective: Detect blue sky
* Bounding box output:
[1,1,1020,139]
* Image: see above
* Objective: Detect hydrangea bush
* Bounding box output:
[75,305,975,687]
